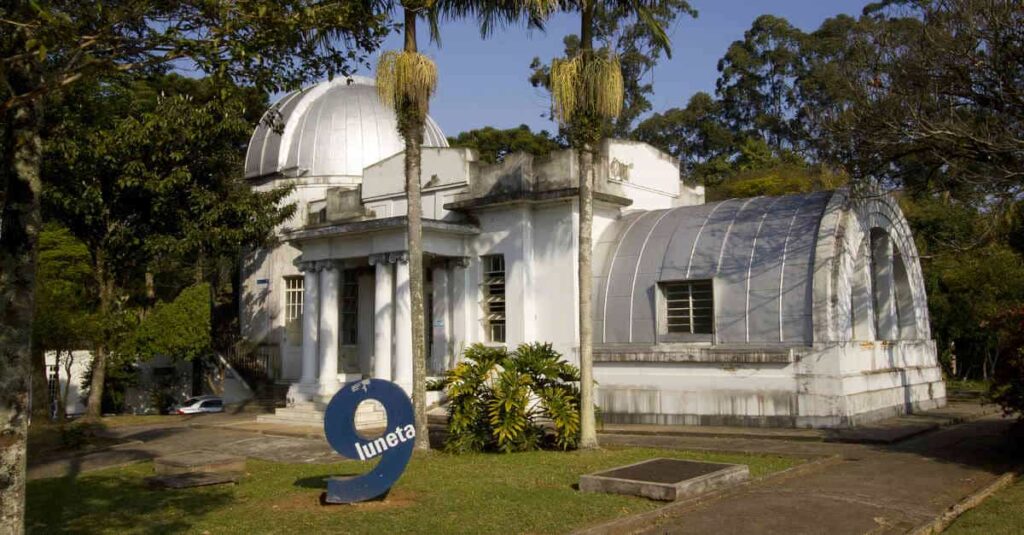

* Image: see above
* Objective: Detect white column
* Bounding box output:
[318,262,341,396]
[299,266,320,385]
[872,233,899,341]
[431,265,450,373]
[394,255,413,395]
[372,257,394,382]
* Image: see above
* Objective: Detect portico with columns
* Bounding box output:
[280,231,476,411]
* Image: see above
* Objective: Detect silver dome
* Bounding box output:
[244,76,448,179]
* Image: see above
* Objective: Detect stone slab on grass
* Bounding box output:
[146,471,242,489]
[580,458,749,501]
[153,450,246,476]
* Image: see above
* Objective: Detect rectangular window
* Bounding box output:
[661,280,714,338]
[481,255,506,343]
[341,269,359,345]
[284,277,304,323]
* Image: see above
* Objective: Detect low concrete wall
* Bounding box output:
[594,339,946,429]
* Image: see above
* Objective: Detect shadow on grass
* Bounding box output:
[293,473,362,490]
[27,468,235,534]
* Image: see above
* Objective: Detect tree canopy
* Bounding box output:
[447,124,566,164]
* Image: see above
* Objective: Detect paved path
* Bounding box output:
[605,414,1021,535]
[27,419,338,481]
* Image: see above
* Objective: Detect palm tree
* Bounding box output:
[549,0,674,449]
[376,0,555,451]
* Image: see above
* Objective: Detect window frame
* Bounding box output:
[657,279,715,343]
[480,254,506,344]
[340,268,359,346]
[284,276,304,324]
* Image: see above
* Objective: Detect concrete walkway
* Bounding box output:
[596,412,1021,535]
[27,418,338,481]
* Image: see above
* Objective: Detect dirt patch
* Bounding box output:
[268,488,419,513]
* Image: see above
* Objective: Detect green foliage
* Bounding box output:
[901,195,1024,383]
[990,308,1024,420]
[127,284,211,362]
[441,343,582,453]
[32,224,98,353]
[446,125,565,164]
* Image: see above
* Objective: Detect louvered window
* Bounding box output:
[661,280,714,336]
[341,269,359,345]
[481,255,506,343]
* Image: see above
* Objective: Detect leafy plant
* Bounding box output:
[440,343,582,453]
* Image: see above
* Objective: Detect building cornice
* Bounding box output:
[285,216,480,242]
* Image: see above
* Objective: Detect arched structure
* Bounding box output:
[593,189,944,428]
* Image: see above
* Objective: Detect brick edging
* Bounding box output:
[908,471,1019,535]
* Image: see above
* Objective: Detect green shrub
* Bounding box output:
[440,342,582,453]
[991,307,1024,419]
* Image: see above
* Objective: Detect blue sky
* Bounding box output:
[355,0,870,136]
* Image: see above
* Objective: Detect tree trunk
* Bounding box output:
[403,7,430,451]
[86,263,114,419]
[30,342,48,422]
[577,145,598,449]
[0,93,42,534]
[577,0,599,450]
[60,350,74,423]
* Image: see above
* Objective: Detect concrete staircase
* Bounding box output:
[256,399,387,430]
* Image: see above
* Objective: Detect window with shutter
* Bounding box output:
[659,280,714,341]
[481,255,506,343]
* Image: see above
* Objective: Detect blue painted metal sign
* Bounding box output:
[322,378,415,503]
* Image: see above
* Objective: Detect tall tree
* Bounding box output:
[376,0,555,451]
[546,0,687,449]
[44,77,293,420]
[0,4,389,527]
[715,15,804,153]
[633,91,735,182]
[850,0,1023,203]
[31,224,97,421]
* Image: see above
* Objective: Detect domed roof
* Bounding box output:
[244,76,448,179]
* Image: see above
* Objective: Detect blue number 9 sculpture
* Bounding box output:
[322,378,416,503]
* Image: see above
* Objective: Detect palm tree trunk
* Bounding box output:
[577,0,599,449]
[0,92,42,535]
[402,6,430,451]
[577,145,598,449]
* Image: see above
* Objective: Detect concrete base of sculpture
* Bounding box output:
[579,458,749,501]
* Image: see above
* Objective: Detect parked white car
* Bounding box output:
[174,395,224,415]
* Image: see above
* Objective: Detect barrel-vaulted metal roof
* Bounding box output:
[244,76,448,179]
[594,191,834,346]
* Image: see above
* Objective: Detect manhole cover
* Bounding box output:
[580,458,749,501]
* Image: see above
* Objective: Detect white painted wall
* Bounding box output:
[45,350,92,416]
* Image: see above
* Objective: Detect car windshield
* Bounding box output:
[182,398,202,406]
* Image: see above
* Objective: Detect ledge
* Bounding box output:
[593,345,796,364]
[444,188,632,211]
[286,216,480,241]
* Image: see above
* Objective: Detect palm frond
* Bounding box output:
[550,49,624,124]
[376,50,438,121]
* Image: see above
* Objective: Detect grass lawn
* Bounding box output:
[27,448,799,534]
[945,478,1024,535]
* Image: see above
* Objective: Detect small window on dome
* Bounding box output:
[658,280,714,342]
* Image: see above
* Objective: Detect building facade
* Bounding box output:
[241,77,945,428]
